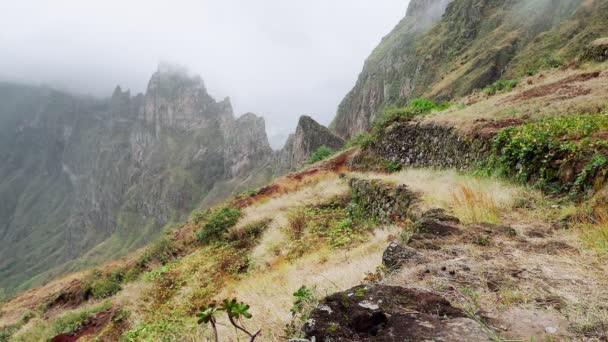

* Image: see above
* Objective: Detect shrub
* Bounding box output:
[490,113,608,195]
[197,207,241,243]
[482,79,518,96]
[309,146,333,164]
[82,270,123,300]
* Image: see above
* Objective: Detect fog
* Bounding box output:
[0,0,409,148]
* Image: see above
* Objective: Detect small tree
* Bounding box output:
[197,299,261,342]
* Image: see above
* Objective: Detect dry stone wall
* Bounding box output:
[373,121,491,170]
[350,178,417,224]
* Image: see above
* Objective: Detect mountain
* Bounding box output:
[333,0,608,138]
[0,65,278,293]
[3,1,608,340]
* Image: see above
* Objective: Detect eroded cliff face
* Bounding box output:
[333,0,608,139]
[0,66,275,292]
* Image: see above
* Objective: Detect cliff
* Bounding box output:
[0,66,275,292]
[333,0,608,138]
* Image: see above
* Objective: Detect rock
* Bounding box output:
[582,37,608,62]
[382,242,418,270]
[303,285,491,341]
[349,178,418,224]
[413,209,461,237]
[290,115,345,168]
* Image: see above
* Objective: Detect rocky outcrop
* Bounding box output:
[382,242,419,271]
[303,285,491,341]
[332,0,608,138]
[374,121,491,170]
[582,37,608,62]
[278,115,345,171]
[0,66,276,292]
[350,178,418,224]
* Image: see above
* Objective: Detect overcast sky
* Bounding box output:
[1,0,408,148]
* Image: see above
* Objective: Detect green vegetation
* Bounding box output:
[285,199,375,258]
[309,146,333,164]
[482,79,518,96]
[82,270,123,300]
[197,207,242,243]
[490,112,608,195]
[8,301,111,342]
[346,132,375,149]
[191,209,210,224]
[0,312,33,342]
[374,99,450,135]
[197,299,260,342]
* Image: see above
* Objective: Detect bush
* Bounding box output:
[483,79,518,96]
[309,146,333,164]
[197,207,241,243]
[83,270,123,300]
[490,112,608,194]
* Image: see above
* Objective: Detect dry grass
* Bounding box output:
[573,208,608,255]
[422,66,608,132]
[351,168,529,224]
[450,183,499,224]
[214,228,396,341]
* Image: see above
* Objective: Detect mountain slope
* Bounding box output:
[333,0,608,138]
[0,66,277,293]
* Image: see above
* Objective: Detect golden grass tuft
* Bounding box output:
[450,183,500,224]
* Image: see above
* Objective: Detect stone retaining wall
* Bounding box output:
[350,178,417,224]
[374,122,491,170]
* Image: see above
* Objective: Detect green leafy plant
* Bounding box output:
[309,146,333,164]
[197,299,260,342]
[197,207,241,243]
[290,286,315,316]
[490,112,608,195]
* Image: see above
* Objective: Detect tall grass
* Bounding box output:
[574,209,608,254]
[450,183,500,224]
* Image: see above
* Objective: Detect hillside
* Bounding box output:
[2,0,608,341]
[333,0,608,138]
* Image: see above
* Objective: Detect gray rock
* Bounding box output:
[303,284,492,341]
[382,242,418,270]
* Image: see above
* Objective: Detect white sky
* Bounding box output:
[0,0,409,148]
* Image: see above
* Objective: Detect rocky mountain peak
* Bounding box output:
[292,115,345,166]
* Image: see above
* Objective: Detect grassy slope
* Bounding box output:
[2,142,608,340]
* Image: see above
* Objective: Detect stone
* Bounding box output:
[582,37,608,62]
[303,285,491,341]
[382,242,418,270]
[413,209,461,237]
[349,178,418,224]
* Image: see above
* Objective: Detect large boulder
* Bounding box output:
[303,285,491,341]
[413,208,461,237]
[582,38,608,62]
